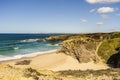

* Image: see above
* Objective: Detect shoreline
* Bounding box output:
[0,51,57,63]
[0,49,58,62]
[1,51,68,71]
[1,50,109,71]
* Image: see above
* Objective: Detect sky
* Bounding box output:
[0,0,120,33]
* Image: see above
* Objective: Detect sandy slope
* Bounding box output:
[2,52,109,71]
[50,53,109,71]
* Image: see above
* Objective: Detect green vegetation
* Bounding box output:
[45,32,120,43]
[59,68,120,79]
[110,32,120,39]
[45,35,70,42]
[98,38,120,63]
[0,63,120,80]
[15,60,31,65]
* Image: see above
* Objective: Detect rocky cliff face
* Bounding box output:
[61,39,100,63]
[60,36,120,68]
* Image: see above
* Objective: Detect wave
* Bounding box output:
[0,49,58,62]
[0,46,20,52]
[46,43,62,46]
[20,39,40,43]
[47,44,59,46]
[13,47,19,50]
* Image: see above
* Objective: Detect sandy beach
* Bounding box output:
[1,51,109,71]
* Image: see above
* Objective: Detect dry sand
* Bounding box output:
[1,52,109,71]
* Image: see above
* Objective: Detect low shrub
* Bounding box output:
[98,38,120,63]
[15,60,31,65]
[23,68,41,80]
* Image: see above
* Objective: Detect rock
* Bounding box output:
[45,35,69,42]
[36,39,43,42]
[61,39,99,63]
[107,49,120,68]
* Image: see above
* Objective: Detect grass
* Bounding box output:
[59,68,120,79]
[23,68,42,80]
[98,38,120,63]
[0,64,26,80]
[0,64,120,80]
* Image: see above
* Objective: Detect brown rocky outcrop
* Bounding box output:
[61,39,100,63]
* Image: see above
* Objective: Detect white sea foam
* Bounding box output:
[43,39,46,42]
[20,39,40,42]
[13,47,19,50]
[47,43,60,46]
[0,49,58,62]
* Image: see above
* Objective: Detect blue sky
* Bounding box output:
[0,0,120,33]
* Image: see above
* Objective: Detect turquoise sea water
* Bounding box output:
[0,34,62,61]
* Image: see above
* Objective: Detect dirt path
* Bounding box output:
[95,42,103,62]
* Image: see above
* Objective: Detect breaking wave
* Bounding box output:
[0,49,58,62]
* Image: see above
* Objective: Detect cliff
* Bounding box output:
[60,39,100,63]
[59,32,120,68]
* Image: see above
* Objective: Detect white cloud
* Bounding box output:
[89,9,95,13]
[97,7,115,14]
[96,22,104,26]
[86,0,120,4]
[80,19,87,22]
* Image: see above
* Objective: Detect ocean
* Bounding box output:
[0,34,62,61]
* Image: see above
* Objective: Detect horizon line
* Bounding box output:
[0,31,119,34]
